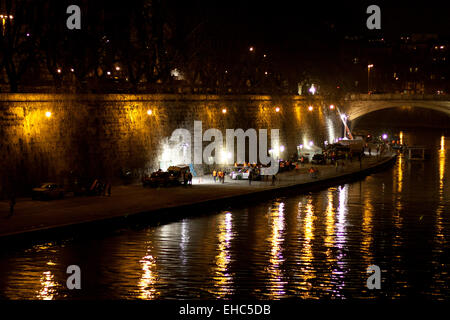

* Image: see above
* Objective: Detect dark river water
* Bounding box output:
[0,129,449,300]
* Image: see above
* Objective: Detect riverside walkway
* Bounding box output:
[0,153,396,240]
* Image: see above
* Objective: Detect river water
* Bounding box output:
[0,129,448,300]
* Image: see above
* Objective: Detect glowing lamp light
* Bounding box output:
[382,134,388,140]
[221,150,232,162]
[107,71,111,75]
[147,109,152,115]
[57,68,61,74]
[309,141,314,146]
[249,46,254,52]
[309,84,316,95]
[308,106,313,111]
[45,111,52,118]
[115,66,120,71]
[299,144,304,149]
[222,108,227,114]
[275,107,280,112]
[329,104,335,110]
[279,145,285,152]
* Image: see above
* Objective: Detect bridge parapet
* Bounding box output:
[345,93,450,101]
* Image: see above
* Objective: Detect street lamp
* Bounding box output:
[0,14,13,35]
[367,64,374,93]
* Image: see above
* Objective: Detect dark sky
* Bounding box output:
[184,0,450,42]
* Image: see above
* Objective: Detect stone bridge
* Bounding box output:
[341,94,450,121]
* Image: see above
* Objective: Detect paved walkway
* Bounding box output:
[0,153,394,238]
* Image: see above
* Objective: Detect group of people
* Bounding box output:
[212,169,226,183]
[308,167,320,178]
[90,179,112,196]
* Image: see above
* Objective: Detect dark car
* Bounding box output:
[32,183,64,200]
[142,171,171,187]
[311,154,326,165]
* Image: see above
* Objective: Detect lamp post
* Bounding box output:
[0,14,13,35]
[367,64,374,93]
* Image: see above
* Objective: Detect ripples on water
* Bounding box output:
[0,135,449,300]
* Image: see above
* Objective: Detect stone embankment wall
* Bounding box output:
[0,94,342,196]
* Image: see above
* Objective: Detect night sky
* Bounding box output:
[180,0,450,45]
[166,0,450,80]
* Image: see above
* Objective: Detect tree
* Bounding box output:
[0,0,41,92]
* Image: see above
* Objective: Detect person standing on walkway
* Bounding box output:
[271,174,276,186]
[188,171,193,185]
[358,152,362,169]
[248,170,252,185]
[213,170,217,183]
[183,171,188,186]
[7,193,16,218]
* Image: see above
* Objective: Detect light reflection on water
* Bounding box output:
[0,134,449,300]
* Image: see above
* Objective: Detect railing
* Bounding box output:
[346,93,450,101]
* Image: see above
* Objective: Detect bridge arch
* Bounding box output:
[342,95,450,121]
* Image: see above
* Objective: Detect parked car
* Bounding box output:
[32,183,64,200]
[142,171,170,187]
[167,165,191,185]
[311,154,326,165]
[230,168,251,180]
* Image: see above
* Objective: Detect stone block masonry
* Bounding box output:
[0,94,342,197]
